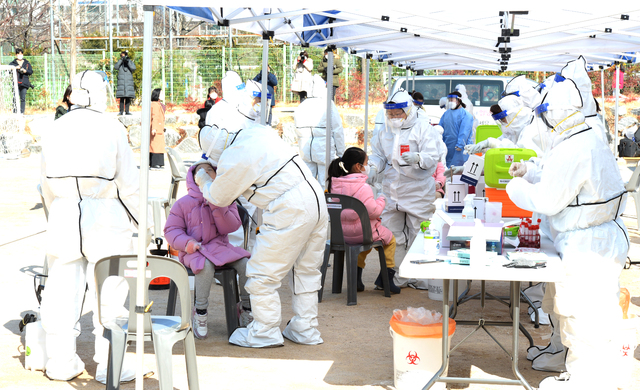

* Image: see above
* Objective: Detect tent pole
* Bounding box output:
[136,6,154,389]
[169,9,173,102]
[405,68,409,91]
[364,56,369,154]
[260,35,269,125]
[326,49,334,189]
[412,70,415,91]
[615,63,619,158]
[601,67,607,150]
[387,64,392,99]
[108,0,113,90]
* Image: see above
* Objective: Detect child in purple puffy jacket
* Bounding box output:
[164,158,252,339]
[327,147,400,294]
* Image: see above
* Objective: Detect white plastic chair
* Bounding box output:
[94,254,199,390]
[624,161,640,230]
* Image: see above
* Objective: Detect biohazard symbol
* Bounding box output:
[406,351,420,365]
[505,155,514,163]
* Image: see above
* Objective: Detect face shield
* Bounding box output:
[384,90,414,132]
[242,79,272,122]
[69,70,113,113]
[198,125,231,165]
[447,94,460,110]
[493,95,523,129]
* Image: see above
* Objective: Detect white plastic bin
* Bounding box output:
[24,320,48,371]
[428,279,467,302]
[617,314,639,389]
[389,311,456,390]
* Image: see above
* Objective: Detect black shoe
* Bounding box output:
[357,267,365,292]
[125,112,133,116]
[118,112,124,116]
[375,268,401,294]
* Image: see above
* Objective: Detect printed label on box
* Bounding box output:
[499,179,511,184]
[400,145,410,155]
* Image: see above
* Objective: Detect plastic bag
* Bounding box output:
[392,307,443,325]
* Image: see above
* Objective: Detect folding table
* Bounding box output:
[399,234,562,390]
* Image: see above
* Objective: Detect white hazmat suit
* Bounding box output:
[198,77,329,348]
[506,81,628,390]
[39,70,147,382]
[294,75,345,187]
[369,90,441,287]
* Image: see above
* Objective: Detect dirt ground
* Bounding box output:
[0,132,639,390]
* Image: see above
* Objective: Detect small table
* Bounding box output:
[399,234,562,390]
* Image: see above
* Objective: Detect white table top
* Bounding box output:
[399,233,563,283]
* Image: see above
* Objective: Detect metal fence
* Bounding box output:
[1,47,411,110]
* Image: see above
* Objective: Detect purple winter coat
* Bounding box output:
[164,164,251,274]
[329,173,393,246]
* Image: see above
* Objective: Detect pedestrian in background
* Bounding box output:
[317,47,343,101]
[55,85,73,120]
[8,48,33,114]
[253,65,278,125]
[114,50,136,115]
[150,88,166,170]
[291,50,313,103]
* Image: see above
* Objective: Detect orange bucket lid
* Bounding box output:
[390,310,456,338]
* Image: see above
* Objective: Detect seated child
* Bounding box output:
[327,147,400,294]
[433,161,446,198]
[164,157,252,339]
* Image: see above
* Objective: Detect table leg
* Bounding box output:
[510,281,533,390]
[424,278,450,390]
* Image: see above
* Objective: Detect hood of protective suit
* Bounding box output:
[496,95,534,142]
[504,75,542,109]
[537,72,567,101]
[439,97,448,109]
[221,71,246,108]
[539,81,586,146]
[308,75,327,98]
[69,70,108,112]
[561,56,594,116]
[455,84,474,114]
[198,125,234,165]
[385,90,417,131]
[208,71,262,132]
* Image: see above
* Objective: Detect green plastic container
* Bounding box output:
[484,148,537,188]
[504,226,519,237]
[475,125,502,144]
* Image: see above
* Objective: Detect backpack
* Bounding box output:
[618,138,640,158]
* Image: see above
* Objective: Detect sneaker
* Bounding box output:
[125,112,133,116]
[192,308,208,339]
[237,302,253,327]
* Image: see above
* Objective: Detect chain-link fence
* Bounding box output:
[1,47,411,110]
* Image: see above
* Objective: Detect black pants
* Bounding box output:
[330,85,338,101]
[119,97,131,114]
[298,91,307,103]
[18,87,27,114]
[150,153,164,168]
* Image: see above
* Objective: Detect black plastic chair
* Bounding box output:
[166,200,251,337]
[320,193,391,306]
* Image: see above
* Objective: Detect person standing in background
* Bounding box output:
[291,51,313,103]
[114,50,136,115]
[8,48,33,114]
[55,85,73,120]
[150,88,166,170]
[253,65,278,125]
[317,47,343,101]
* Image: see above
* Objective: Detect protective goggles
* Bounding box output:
[413,100,424,106]
[236,83,246,90]
[554,73,565,83]
[252,91,273,99]
[491,110,509,121]
[534,103,549,116]
[95,70,109,83]
[383,101,409,110]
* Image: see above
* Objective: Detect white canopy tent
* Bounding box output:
[131,4,640,388]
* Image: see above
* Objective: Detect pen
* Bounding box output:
[410,259,444,264]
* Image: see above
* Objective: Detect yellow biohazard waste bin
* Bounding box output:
[389,311,456,390]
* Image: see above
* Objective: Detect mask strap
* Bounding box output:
[205,128,228,158]
[551,112,579,134]
[505,107,523,128]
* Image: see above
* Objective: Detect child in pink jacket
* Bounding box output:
[164,158,252,339]
[327,147,400,294]
[433,161,446,198]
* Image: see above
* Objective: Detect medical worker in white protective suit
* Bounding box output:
[368,90,441,288]
[463,93,546,156]
[39,70,149,383]
[506,81,629,390]
[197,72,329,348]
[294,74,345,187]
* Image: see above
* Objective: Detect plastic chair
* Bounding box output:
[166,201,251,338]
[625,160,640,229]
[94,254,199,390]
[319,193,391,306]
[475,124,502,144]
[148,148,189,249]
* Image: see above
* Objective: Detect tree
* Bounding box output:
[0,0,49,53]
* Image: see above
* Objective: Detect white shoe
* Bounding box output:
[228,326,284,348]
[95,361,152,384]
[538,373,572,389]
[192,309,208,339]
[45,356,85,381]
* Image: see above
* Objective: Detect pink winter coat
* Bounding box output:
[164,164,251,274]
[433,162,446,197]
[329,173,393,246]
